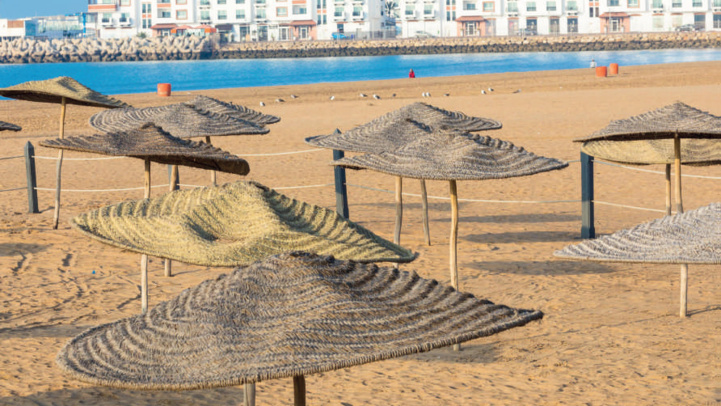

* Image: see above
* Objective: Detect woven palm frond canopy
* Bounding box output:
[71,181,415,266]
[89,104,269,138]
[575,102,721,142]
[0,76,129,108]
[334,130,569,180]
[57,251,543,392]
[39,124,250,175]
[0,120,21,132]
[305,102,502,153]
[555,202,721,264]
[185,95,280,125]
[580,138,721,166]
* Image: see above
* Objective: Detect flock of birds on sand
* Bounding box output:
[258,86,524,106]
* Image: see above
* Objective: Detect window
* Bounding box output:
[99,0,115,4]
[671,0,681,7]
[695,13,705,29]
[607,0,619,6]
[566,0,577,9]
[142,18,152,28]
[294,5,308,13]
[158,10,171,17]
[200,0,210,4]
[714,14,721,28]
[483,1,494,10]
[177,0,187,4]
[550,17,559,32]
[424,4,434,13]
[463,2,476,10]
[507,1,518,12]
[102,12,112,23]
[335,6,344,16]
[218,10,227,18]
[200,10,210,19]
[627,0,638,7]
[652,15,664,29]
[652,0,663,7]
[277,7,288,16]
[237,0,245,3]
[715,0,721,6]
[236,9,246,18]
[567,17,577,32]
[158,0,170,3]
[120,12,130,22]
[120,0,131,5]
[256,8,266,18]
[177,9,187,19]
[142,3,151,13]
[406,5,415,15]
[546,1,556,10]
[692,0,701,6]
[352,5,362,15]
[218,0,227,4]
[526,1,536,11]
[526,18,537,30]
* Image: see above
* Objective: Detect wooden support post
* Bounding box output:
[293,376,306,406]
[665,164,672,216]
[52,97,67,229]
[673,134,688,318]
[164,165,180,278]
[580,151,595,239]
[449,179,460,352]
[332,148,349,219]
[244,383,256,406]
[140,254,149,314]
[420,179,431,246]
[24,142,39,214]
[144,159,151,199]
[394,176,403,270]
[205,136,217,185]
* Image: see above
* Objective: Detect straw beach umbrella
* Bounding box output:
[555,202,721,317]
[334,129,566,349]
[57,251,543,405]
[0,76,130,229]
[574,102,721,317]
[185,95,281,126]
[306,102,502,246]
[42,124,251,313]
[0,120,21,132]
[90,103,268,185]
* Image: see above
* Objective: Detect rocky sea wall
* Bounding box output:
[1,32,720,64]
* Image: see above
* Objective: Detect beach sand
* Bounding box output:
[1,61,720,405]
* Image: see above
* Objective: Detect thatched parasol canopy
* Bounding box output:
[580,138,721,166]
[305,102,502,153]
[57,251,542,391]
[89,104,269,138]
[334,130,568,180]
[554,202,721,264]
[71,181,416,266]
[0,120,21,132]
[185,95,280,125]
[574,102,721,142]
[0,76,129,108]
[39,124,250,175]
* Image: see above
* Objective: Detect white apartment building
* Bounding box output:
[86,0,721,39]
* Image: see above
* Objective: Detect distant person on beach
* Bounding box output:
[590,59,596,69]
[409,69,416,78]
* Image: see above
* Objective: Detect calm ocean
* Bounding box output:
[1,48,721,95]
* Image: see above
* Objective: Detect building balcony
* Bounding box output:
[89,4,118,12]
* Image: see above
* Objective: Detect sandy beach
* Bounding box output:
[1,61,720,405]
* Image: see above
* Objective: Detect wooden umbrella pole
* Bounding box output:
[52,97,67,229]
[140,254,149,314]
[163,165,180,278]
[205,136,217,185]
[144,159,151,198]
[393,176,403,270]
[673,134,688,318]
[665,164,672,216]
[243,383,256,406]
[449,180,460,352]
[420,179,431,246]
[293,375,306,406]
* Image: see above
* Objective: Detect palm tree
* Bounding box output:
[385,0,399,18]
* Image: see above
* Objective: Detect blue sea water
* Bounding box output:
[1,48,721,95]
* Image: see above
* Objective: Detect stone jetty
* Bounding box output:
[1,32,720,64]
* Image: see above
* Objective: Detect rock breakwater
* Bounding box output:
[1,32,720,64]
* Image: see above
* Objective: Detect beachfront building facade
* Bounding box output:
[83,0,721,39]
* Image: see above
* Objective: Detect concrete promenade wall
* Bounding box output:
[1,32,720,64]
